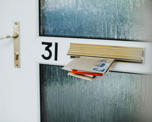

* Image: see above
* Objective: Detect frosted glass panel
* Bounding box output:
[40,0,148,40]
[40,64,152,122]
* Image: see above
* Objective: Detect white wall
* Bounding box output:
[0,0,152,122]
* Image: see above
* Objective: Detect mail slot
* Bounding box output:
[68,43,144,63]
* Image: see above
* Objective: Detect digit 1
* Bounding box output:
[54,42,58,61]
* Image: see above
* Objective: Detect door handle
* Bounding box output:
[0,22,20,68]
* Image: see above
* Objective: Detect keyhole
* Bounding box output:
[15,52,19,61]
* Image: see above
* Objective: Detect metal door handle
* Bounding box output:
[0,22,20,68]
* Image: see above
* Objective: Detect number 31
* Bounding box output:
[41,42,58,61]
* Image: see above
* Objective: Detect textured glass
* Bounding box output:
[40,0,148,40]
[40,65,152,122]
